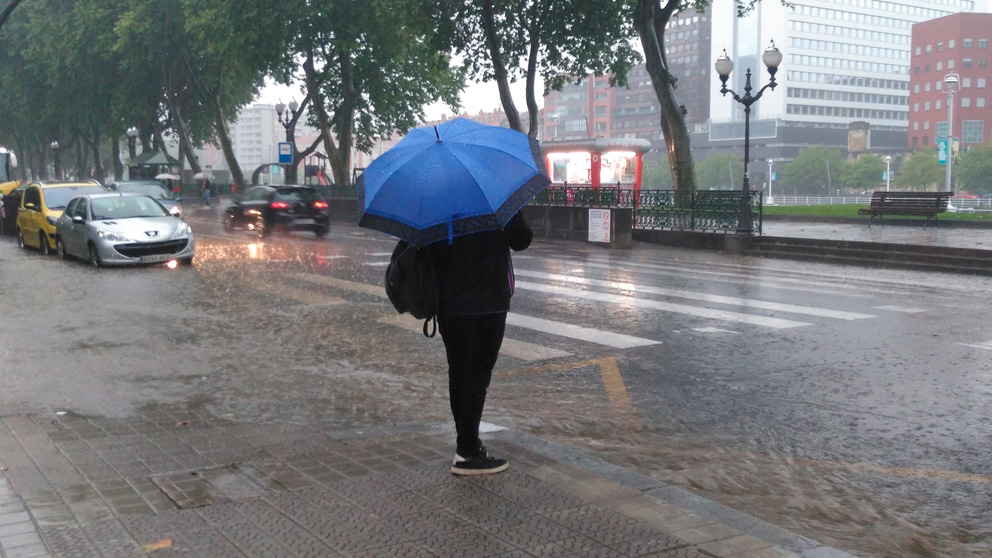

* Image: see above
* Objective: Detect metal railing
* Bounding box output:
[528,185,762,234]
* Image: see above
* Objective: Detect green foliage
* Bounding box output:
[840,154,886,193]
[695,153,744,190]
[779,146,846,196]
[954,143,992,195]
[642,155,673,189]
[893,148,943,190]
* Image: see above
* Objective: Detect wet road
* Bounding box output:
[1,216,990,558]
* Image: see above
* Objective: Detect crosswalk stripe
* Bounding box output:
[506,313,660,348]
[286,273,386,298]
[251,282,345,306]
[873,305,927,313]
[516,269,875,320]
[955,341,992,351]
[515,281,811,329]
[375,314,570,362]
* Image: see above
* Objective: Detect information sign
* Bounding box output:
[588,209,611,243]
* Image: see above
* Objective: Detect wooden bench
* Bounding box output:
[857,191,951,228]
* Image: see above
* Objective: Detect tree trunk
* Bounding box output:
[112,139,123,181]
[304,48,355,189]
[210,98,244,189]
[482,0,522,133]
[634,0,696,192]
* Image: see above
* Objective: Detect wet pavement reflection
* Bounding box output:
[1,218,990,558]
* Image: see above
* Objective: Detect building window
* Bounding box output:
[913,121,919,130]
[925,82,931,92]
[979,78,987,88]
[936,121,949,138]
[935,99,941,110]
[924,101,930,111]
[937,42,943,52]
[963,77,971,88]
[936,61,943,71]
[926,44,932,53]
[964,39,973,48]
[980,59,987,69]
[977,98,986,108]
[961,97,971,108]
[915,46,922,56]
[925,64,930,73]
[595,106,607,116]
[980,39,988,49]
[912,137,918,148]
[948,59,954,69]
[914,84,920,93]
[963,58,972,68]
[948,40,955,49]
[962,120,984,144]
[924,121,930,130]
[914,102,920,111]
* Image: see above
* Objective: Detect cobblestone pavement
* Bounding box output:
[0,409,852,558]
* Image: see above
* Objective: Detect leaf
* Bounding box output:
[142,539,173,553]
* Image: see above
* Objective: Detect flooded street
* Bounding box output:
[1,217,990,558]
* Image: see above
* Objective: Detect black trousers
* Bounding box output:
[437,312,507,456]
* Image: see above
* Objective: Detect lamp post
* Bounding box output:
[275,99,301,183]
[885,156,891,192]
[943,73,960,196]
[50,141,61,180]
[715,41,782,235]
[547,112,560,140]
[766,159,774,204]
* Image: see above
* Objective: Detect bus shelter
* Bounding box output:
[540,138,652,192]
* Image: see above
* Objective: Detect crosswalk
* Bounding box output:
[254,247,946,364]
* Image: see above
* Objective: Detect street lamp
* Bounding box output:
[126,127,138,160]
[943,73,960,196]
[275,99,301,183]
[49,141,61,180]
[715,40,782,235]
[546,112,560,140]
[885,156,891,192]
[766,159,774,205]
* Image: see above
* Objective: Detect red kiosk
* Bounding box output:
[540,138,652,193]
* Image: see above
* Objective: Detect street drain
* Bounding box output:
[151,464,271,509]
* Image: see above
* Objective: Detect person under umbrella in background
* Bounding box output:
[357,118,549,476]
[199,178,211,208]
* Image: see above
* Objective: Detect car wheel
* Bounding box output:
[88,243,102,267]
[16,228,26,249]
[314,225,329,238]
[39,232,51,256]
[256,218,269,238]
[223,214,234,233]
[56,237,69,260]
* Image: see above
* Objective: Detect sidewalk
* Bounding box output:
[0,410,853,558]
[763,219,992,252]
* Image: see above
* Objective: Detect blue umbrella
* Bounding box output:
[356,118,550,246]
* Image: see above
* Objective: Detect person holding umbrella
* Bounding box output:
[358,118,548,475]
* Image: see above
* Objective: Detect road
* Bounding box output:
[1,215,990,558]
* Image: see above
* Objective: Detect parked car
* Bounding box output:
[0,181,27,236]
[16,181,107,254]
[54,193,194,267]
[223,184,330,238]
[109,180,184,217]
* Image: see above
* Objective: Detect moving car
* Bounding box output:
[109,180,184,217]
[16,181,107,254]
[54,192,195,267]
[223,184,330,238]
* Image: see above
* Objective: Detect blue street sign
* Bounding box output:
[278,142,293,164]
[937,138,948,164]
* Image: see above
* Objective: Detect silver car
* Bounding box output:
[54,193,195,267]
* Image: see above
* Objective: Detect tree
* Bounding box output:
[954,143,992,195]
[695,153,743,190]
[893,148,942,190]
[840,154,886,193]
[779,146,846,196]
[289,0,463,188]
[443,0,640,138]
[642,155,673,189]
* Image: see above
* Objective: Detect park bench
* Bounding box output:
[857,191,951,228]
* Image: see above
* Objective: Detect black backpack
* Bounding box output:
[385,240,439,337]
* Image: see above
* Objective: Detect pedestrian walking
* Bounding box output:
[199,178,211,208]
[426,211,533,475]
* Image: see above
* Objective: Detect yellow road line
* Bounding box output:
[251,282,345,306]
[498,357,633,414]
[287,272,387,298]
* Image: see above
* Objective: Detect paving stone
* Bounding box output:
[696,534,774,557]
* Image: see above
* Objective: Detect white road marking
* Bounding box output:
[365,261,391,267]
[515,269,875,320]
[955,341,992,351]
[506,313,660,349]
[692,327,740,334]
[286,273,386,297]
[375,314,570,362]
[367,252,393,257]
[317,255,350,260]
[873,305,928,313]
[515,281,811,329]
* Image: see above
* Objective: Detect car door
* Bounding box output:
[242,187,268,227]
[228,187,256,228]
[16,185,42,247]
[65,197,89,257]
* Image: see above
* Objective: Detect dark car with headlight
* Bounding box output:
[109,180,184,218]
[54,192,194,267]
[223,184,330,238]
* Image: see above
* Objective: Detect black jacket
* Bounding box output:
[427,212,533,315]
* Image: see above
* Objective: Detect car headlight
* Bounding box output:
[174,222,192,238]
[97,229,130,242]
[169,205,182,216]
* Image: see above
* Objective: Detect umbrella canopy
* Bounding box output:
[155,173,179,180]
[357,118,550,246]
[193,171,215,181]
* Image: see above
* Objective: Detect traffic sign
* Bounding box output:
[278,142,293,164]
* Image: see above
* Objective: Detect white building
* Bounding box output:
[708,0,976,132]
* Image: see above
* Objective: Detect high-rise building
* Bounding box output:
[908,12,992,149]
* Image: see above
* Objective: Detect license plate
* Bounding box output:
[293,218,315,226]
[140,254,172,264]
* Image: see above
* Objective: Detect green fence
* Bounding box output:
[528,186,762,234]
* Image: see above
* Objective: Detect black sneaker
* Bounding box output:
[450,446,509,476]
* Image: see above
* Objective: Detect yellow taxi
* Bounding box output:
[16,181,107,254]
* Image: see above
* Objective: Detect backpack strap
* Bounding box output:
[423,316,437,338]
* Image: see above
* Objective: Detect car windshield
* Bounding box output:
[91,195,168,220]
[275,188,321,204]
[117,183,174,200]
[43,186,107,209]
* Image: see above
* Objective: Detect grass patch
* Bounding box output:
[763,204,992,221]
